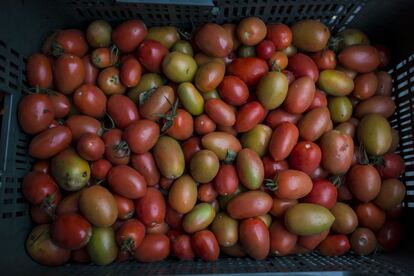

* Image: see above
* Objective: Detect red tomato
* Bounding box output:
[137,39,169,73]
[108,165,147,199]
[53,29,89,57]
[116,250,131,263]
[268,51,289,71]
[374,44,391,68]
[270,220,297,256]
[54,54,85,94]
[91,47,118,68]
[234,101,267,133]
[355,203,386,231]
[239,218,270,260]
[123,120,160,154]
[30,204,52,224]
[166,109,194,140]
[71,247,90,264]
[165,205,184,229]
[50,213,92,250]
[218,76,249,106]
[82,55,99,84]
[205,99,236,127]
[18,94,55,134]
[227,57,269,86]
[287,53,319,82]
[29,125,72,159]
[376,220,402,251]
[130,152,160,187]
[377,152,405,179]
[265,108,301,130]
[318,235,350,256]
[32,160,50,174]
[301,179,337,209]
[90,159,111,180]
[22,171,60,206]
[386,204,403,219]
[213,164,239,196]
[112,20,147,53]
[103,129,130,165]
[298,230,329,250]
[266,23,292,50]
[26,53,53,88]
[197,183,217,203]
[113,194,135,220]
[77,133,105,161]
[308,89,328,110]
[270,197,297,217]
[272,169,313,200]
[134,234,170,262]
[107,95,139,129]
[65,115,102,141]
[98,67,126,95]
[337,182,353,202]
[182,137,201,165]
[289,141,322,174]
[256,40,275,59]
[135,187,166,227]
[73,84,107,118]
[263,156,289,179]
[167,229,184,242]
[120,57,142,87]
[172,235,194,260]
[310,50,337,70]
[194,114,216,136]
[191,230,220,261]
[116,219,145,253]
[269,122,299,161]
[48,91,70,119]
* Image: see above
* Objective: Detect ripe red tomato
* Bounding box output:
[48,91,70,119]
[374,44,391,68]
[234,101,267,133]
[270,220,297,256]
[108,165,147,199]
[298,230,329,250]
[166,109,194,140]
[218,76,249,106]
[137,39,169,73]
[239,218,270,260]
[377,152,405,179]
[113,194,135,220]
[301,179,337,209]
[181,137,201,165]
[103,129,130,165]
[269,122,299,161]
[198,183,218,203]
[272,169,313,200]
[265,108,301,129]
[376,220,402,251]
[22,171,60,206]
[32,160,50,174]
[71,248,90,263]
[310,50,336,70]
[355,203,386,231]
[287,53,319,82]
[26,53,53,88]
[270,196,297,217]
[82,55,99,84]
[65,115,102,141]
[213,164,239,196]
[52,29,89,57]
[172,235,194,260]
[18,94,55,134]
[120,57,142,87]
[116,219,145,253]
[130,152,160,187]
[91,47,118,68]
[165,205,184,229]
[289,141,322,174]
[77,133,105,161]
[266,23,292,50]
[205,99,236,127]
[134,234,170,262]
[50,213,92,250]
[54,54,85,94]
[97,67,126,95]
[263,156,289,179]
[318,235,350,256]
[123,119,160,154]
[191,230,220,261]
[256,40,275,60]
[30,204,52,224]
[308,89,328,110]
[194,114,216,136]
[73,84,107,118]
[227,57,269,86]
[112,20,147,53]
[135,187,166,227]
[268,51,288,70]
[29,125,72,159]
[107,94,139,129]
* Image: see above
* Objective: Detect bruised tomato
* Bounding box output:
[103,129,130,165]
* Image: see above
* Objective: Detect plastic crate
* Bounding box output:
[0,0,413,274]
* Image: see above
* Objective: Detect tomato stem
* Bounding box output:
[138,87,157,106]
[264,178,278,191]
[223,150,237,164]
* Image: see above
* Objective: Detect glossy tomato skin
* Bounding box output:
[73,84,107,118]
[287,53,319,82]
[137,39,169,73]
[27,53,53,88]
[377,153,405,179]
[273,170,313,200]
[266,23,292,50]
[22,171,60,206]
[301,179,337,209]
[227,191,273,219]
[50,213,92,250]
[172,235,194,260]
[194,114,216,136]
[218,76,249,106]
[283,76,315,114]
[98,67,126,95]
[113,194,135,220]
[116,219,145,252]
[130,152,160,187]
[108,165,147,199]
[214,164,239,196]
[265,108,301,129]
[256,40,275,59]
[29,126,72,159]
[310,50,336,70]
[65,115,102,141]
[308,89,328,110]
[120,57,142,87]
[112,20,147,53]
[135,187,166,227]
[263,156,289,179]
[134,234,170,262]
[165,205,184,229]
[376,220,402,251]
[270,220,297,256]
[239,218,270,260]
[191,230,220,261]
[355,203,386,231]
[205,99,236,127]
[318,235,350,256]
[269,122,299,161]
[270,197,297,217]
[182,137,202,165]
[123,120,160,154]
[166,109,194,140]
[107,95,139,129]
[77,133,105,161]
[18,94,55,134]
[53,29,89,57]
[32,160,50,174]
[198,183,218,203]
[103,129,130,165]
[350,227,377,255]
[48,91,70,119]
[298,230,329,250]
[227,57,269,86]
[83,55,99,84]
[347,164,381,202]
[289,141,322,175]
[194,23,233,58]
[234,101,267,133]
[54,54,85,95]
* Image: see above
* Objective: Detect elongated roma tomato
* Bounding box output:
[269,122,299,161]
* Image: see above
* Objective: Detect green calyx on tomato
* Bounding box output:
[138,87,157,106]
[158,99,179,133]
[223,150,237,164]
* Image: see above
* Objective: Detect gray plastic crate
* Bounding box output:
[0,0,413,275]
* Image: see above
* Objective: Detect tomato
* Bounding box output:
[162,52,197,83]
[32,160,50,174]
[146,26,179,49]
[268,51,288,70]
[134,234,169,262]
[377,153,405,179]
[287,53,319,82]
[71,248,91,263]
[123,120,160,154]
[22,171,60,208]
[337,182,353,202]
[239,218,269,260]
[54,54,85,94]
[91,47,118,68]
[374,179,406,211]
[269,122,298,161]
[320,130,354,175]
[18,94,54,134]
[237,17,266,46]
[29,126,72,159]
[165,206,184,229]
[347,164,381,203]
[172,40,193,56]
[308,89,328,110]
[376,220,402,251]
[355,203,386,231]
[214,164,239,196]
[298,230,329,250]
[130,152,160,187]
[103,129,130,165]
[116,219,145,253]
[73,84,106,118]
[269,220,297,256]
[183,202,215,233]
[198,183,218,203]
[357,114,392,156]
[283,77,315,114]
[190,150,220,183]
[256,71,289,110]
[172,235,194,260]
[87,226,118,265]
[310,50,336,70]
[182,137,201,165]
[270,170,313,200]
[140,86,175,121]
[265,108,301,129]
[288,141,321,175]
[374,44,390,68]
[48,91,70,118]
[26,53,53,88]
[112,20,147,53]
[98,67,126,95]
[227,191,272,219]
[137,39,168,73]
[135,187,166,227]
[195,60,225,93]
[56,191,80,216]
[298,107,331,141]
[256,40,275,59]
[338,45,380,73]
[51,213,92,250]
[194,114,216,136]
[301,179,337,209]
[350,227,377,255]
[331,202,358,234]
[120,57,142,88]
[236,149,264,190]
[270,196,296,217]
[154,136,185,180]
[355,95,396,119]
[86,19,112,48]
[310,166,329,180]
[318,235,350,256]
[222,23,240,50]
[191,230,220,261]
[201,131,242,160]
[234,101,266,133]
[353,72,378,100]
[107,94,139,129]
[77,133,105,161]
[52,29,88,57]
[195,23,233,58]
[263,156,289,179]
[166,109,193,140]
[108,165,147,199]
[227,57,269,86]
[266,23,292,50]
[65,115,102,141]
[82,55,99,84]
[113,195,134,220]
[204,99,236,127]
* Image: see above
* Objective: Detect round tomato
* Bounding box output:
[54,54,85,94]
[116,219,145,253]
[237,17,266,46]
[191,230,220,261]
[289,141,321,175]
[123,120,160,154]
[50,213,92,250]
[112,20,147,53]
[134,234,169,262]
[166,109,194,140]
[234,101,267,133]
[102,129,130,165]
[135,187,166,227]
[77,133,105,161]
[120,57,142,87]
[26,53,53,88]
[268,51,288,70]
[218,76,249,106]
[350,227,377,255]
[90,159,112,180]
[194,114,216,136]
[266,23,292,50]
[256,40,275,59]
[18,94,55,134]
[22,171,60,207]
[214,164,239,196]
[113,194,135,220]
[107,94,139,129]
[98,67,126,95]
[137,39,169,73]
[301,179,337,209]
[318,235,350,256]
[108,165,147,199]
[172,235,194,260]
[91,47,118,68]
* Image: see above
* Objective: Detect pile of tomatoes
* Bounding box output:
[20,17,405,266]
